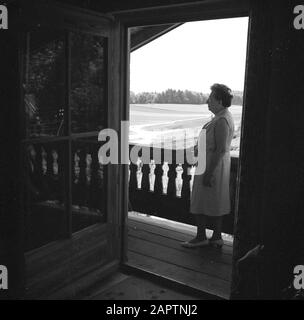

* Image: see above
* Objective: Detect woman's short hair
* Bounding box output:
[210,83,233,108]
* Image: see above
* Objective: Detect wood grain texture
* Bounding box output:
[127,215,232,299]
[25,224,116,299]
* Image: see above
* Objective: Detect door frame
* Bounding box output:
[113,0,252,287]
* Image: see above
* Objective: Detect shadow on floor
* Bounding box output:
[83,272,201,300]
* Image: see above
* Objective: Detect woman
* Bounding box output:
[182,83,235,248]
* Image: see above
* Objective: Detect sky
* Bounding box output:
[130,17,249,94]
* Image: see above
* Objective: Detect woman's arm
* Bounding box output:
[203,118,229,187]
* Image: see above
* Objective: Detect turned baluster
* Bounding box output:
[129,161,138,192]
[52,149,59,177]
[140,145,152,192]
[27,144,37,180]
[56,143,65,204]
[154,163,164,196]
[34,144,43,178]
[73,149,80,184]
[181,162,191,200]
[98,162,106,215]
[175,164,183,197]
[41,147,47,176]
[141,161,151,193]
[167,161,177,198]
[162,162,169,194]
[89,146,99,211]
[71,146,79,207]
[45,144,53,179]
[149,160,156,192]
[180,149,191,199]
[78,146,87,207]
[85,153,92,186]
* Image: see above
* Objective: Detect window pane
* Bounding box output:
[25,31,65,138]
[24,141,67,251]
[72,137,106,233]
[71,33,107,133]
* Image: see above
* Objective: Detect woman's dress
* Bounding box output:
[190,108,234,216]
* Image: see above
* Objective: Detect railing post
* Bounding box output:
[141,163,150,193]
[89,144,99,211]
[181,160,191,200]
[154,164,164,196]
[56,143,64,205]
[78,145,87,207]
[167,160,177,198]
[45,144,54,179]
[35,144,43,179]
[129,164,138,191]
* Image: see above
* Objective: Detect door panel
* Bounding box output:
[23,30,69,250]
[22,4,123,298]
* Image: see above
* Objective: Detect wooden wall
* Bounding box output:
[0,29,25,299]
[231,0,304,299]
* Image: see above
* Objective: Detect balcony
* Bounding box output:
[25,141,237,299]
[127,144,237,299]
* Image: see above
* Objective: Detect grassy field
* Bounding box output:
[130,103,242,153]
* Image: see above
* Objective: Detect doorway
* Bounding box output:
[124,15,249,299]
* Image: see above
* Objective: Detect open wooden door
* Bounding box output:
[20,2,126,299]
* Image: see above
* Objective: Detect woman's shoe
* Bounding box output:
[181,239,209,248]
[208,238,224,248]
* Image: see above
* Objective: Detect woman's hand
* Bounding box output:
[203,171,214,187]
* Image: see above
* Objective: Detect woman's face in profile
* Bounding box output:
[207,91,222,114]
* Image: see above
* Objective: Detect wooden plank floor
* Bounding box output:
[86,272,200,300]
[127,212,233,300]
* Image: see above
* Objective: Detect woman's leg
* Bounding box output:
[211,216,223,240]
[193,214,207,241]
[181,214,208,247]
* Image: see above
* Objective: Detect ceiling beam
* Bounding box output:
[130,23,182,52]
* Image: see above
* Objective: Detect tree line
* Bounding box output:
[130,89,243,106]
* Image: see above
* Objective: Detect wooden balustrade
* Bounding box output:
[27,142,65,203]
[27,141,106,212]
[26,141,237,238]
[70,141,106,218]
[26,140,106,246]
[128,143,238,235]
